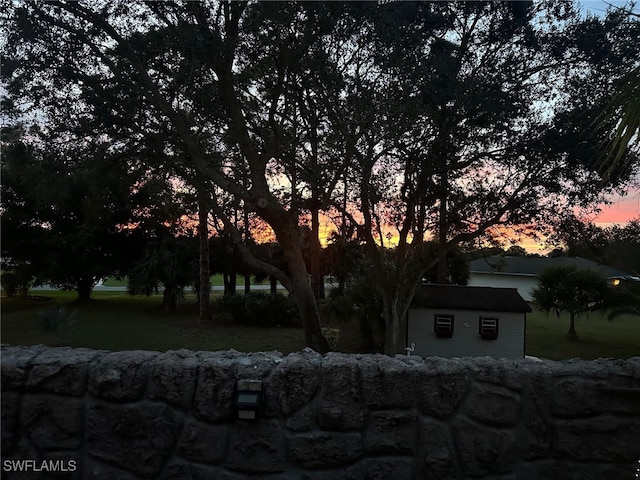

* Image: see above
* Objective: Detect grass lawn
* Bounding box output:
[1,291,638,359]
[101,274,266,288]
[525,309,639,360]
[0,291,305,354]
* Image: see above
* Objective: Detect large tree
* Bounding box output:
[2,1,346,350]
[550,216,640,276]
[327,1,639,353]
[0,126,142,301]
[3,1,638,353]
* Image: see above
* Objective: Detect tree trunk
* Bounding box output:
[288,255,330,353]
[163,286,178,314]
[381,291,407,355]
[198,194,211,322]
[243,196,251,296]
[437,174,449,284]
[76,277,93,302]
[383,308,404,355]
[224,271,236,297]
[566,312,579,341]
[310,99,322,302]
[379,272,420,356]
[358,314,375,352]
[270,275,277,298]
[311,204,322,301]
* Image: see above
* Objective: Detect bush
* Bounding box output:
[1,272,18,297]
[218,293,301,327]
[321,327,340,350]
[38,306,78,344]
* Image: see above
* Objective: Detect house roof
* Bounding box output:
[412,285,532,313]
[469,255,630,278]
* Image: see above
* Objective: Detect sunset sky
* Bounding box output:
[579,0,639,227]
[594,186,640,227]
[564,0,640,231]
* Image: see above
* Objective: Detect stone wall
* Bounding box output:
[1,344,639,480]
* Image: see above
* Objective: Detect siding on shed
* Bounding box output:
[407,307,525,358]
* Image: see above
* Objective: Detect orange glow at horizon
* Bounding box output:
[119,186,638,255]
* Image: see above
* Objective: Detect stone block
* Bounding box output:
[546,358,612,378]
[451,417,518,477]
[3,437,38,474]
[519,374,553,460]
[147,350,199,409]
[316,356,363,430]
[193,357,237,422]
[345,457,414,480]
[361,355,417,409]
[286,431,363,469]
[27,347,103,396]
[464,382,522,426]
[86,400,182,478]
[21,394,83,450]
[217,469,304,480]
[84,459,141,480]
[464,357,534,391]
[554,415,640,462]
[552,376,640,418]
[417,418,458,479]
[1,345,49,390]
[265,356,319,417]
[415,360,468,419]
[158,460,220,480]
[88,350,157,401]
[235,351,284,380]
[621,357,640,378]
[306,457,414,480]
[517,460,636,480]
[364,410,417,454]
[1,391,20,453]
[224,420,284,473]
[285,403,316,432]
[177,419,227,465]
[40,451,82,480]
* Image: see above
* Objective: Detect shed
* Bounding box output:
[407,284,531,359]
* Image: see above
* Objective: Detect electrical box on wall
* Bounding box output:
[235,379,263,420]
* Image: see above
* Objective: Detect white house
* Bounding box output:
[407,284,531,359]
[468,256,631,301]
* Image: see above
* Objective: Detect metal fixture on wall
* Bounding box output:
[235,379,263,420]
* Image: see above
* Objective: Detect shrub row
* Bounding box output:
[217,293,301,327]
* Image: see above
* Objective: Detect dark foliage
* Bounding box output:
[217,293,301,328]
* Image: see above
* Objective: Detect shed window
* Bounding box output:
[434,314,454,338]
[479,316,499,340]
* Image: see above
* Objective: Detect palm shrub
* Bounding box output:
[128,236,197,313]
[605,280,640,319]
[532,265,610,341]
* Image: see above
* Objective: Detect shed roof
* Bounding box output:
[412,284,532,313]
[469,255,629,278]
